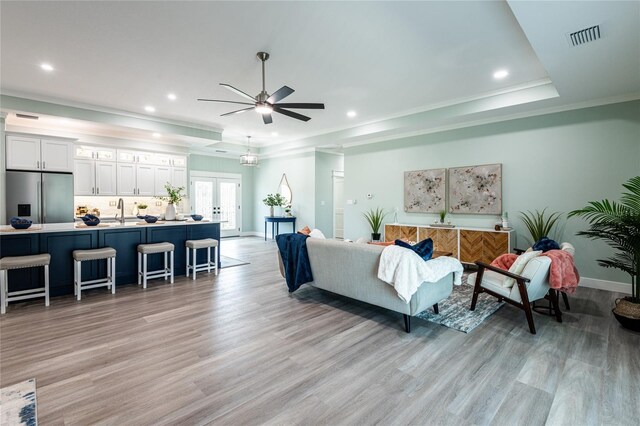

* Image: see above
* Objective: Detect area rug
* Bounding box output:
[415,274,504,333]
[220,255,250,269]
[0,378,38,426]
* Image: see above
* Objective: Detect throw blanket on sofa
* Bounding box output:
[378,245,463,303]
[276,233,314,293]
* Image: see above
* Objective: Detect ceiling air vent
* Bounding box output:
[568,25,601,46]
[15,113,39,120]
[215,149,227,153]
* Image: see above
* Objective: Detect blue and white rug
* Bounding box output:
[415,274,504,333]
[0,378,37,426]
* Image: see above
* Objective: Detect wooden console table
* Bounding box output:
[384,224,515,264]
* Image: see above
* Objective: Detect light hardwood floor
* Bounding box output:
[1,237,638,425]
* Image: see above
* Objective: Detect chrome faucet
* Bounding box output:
[116,198,125,224]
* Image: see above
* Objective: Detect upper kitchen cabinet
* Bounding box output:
[74,145,116,162]
[172,167,187,190]
[6,135,74,172]
[171,155,187,167]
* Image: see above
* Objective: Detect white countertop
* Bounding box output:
[0,220,221,236]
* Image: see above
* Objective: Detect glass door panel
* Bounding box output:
[193,179,214,220]
[219,181,237,232]
[191,176,241,237]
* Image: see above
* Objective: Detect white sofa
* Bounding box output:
[279,238,454,332]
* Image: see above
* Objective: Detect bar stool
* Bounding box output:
[0,253,50,314]
[73,247,117,300]
[185,238,219,280]
[137,242,175,288]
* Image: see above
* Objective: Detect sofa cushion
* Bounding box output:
[395,238,433,261]
[309,228,326,239]
[504,250,542,288]
[467,270,511,298]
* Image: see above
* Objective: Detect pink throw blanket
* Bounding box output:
[543,250,580,294]
[490,251,580,294]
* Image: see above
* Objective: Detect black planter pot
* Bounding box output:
[371,233,381,242]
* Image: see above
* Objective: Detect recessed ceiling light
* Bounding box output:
[40,63,54,72]
[144,105,156,113]
[493,69,509,80]
[347,111,357,118]
[167,93,177,101]
[152,133,161,138]
[271,132,278,137]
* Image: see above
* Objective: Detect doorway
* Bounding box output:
[191,172,242,237]
[332,171,344,239]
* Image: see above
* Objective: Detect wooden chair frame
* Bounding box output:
[470,261,562,334]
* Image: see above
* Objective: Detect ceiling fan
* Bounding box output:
[198,52,325,124]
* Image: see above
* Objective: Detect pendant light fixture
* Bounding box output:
[240,135,258,166]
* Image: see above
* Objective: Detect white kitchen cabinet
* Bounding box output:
[171,155,187,167]
[117,163,137,195]
[6,135,74,172]
[95,161,117,195]
[172,167,187,190]
[41,139,74,172]
[154,166,172,195]
[74,159,96,195]
[136,165,155,196]
[117,150,137,163]
[75,145,116,162]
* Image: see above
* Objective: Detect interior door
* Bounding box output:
[191,176,241,237]
[333,175,344,239]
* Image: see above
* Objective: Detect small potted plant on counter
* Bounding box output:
[363,207,387,242]
[156,183,184,221]
[138,203,148,216]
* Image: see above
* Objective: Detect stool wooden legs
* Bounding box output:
[1,265,50,314]
[74,257,116,300]
[138,251,174,288]
[186,245,218,280]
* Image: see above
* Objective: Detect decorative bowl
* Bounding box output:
[144,215,158,224]
[137,215,147,220]
[81,214,101,226]
[191,214,203,221]
[10,217,32,230]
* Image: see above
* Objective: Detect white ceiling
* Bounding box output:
[1,1,638,154]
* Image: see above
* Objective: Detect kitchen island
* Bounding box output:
[0,221,221,297]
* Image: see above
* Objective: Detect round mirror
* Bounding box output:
[279,173,292,204]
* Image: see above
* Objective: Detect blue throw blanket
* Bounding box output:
[276,233,314,292]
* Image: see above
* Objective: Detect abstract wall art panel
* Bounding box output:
[448,163,502,214]
[404,168,446,213]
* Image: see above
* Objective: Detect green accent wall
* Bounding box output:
[315,152,344,237]
[188,154,255,232]
[0,116,5,224]
[344,100,640,283]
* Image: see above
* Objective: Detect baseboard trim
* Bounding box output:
[580,277,631,294]
[240,231,266,238]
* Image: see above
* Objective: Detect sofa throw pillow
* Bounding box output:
[560,242,576,256]
[297,226,311,236]
[309,228,326,239]
[368,241,394,246]
[395,238,434,261]
[533,236,560,252]
[503,250,542,288]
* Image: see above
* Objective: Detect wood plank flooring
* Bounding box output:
[1,237,638,425]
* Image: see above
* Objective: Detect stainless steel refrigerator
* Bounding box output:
[6,171,74,224]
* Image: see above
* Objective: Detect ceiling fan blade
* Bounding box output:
[273,106,311,122]
[267,85,294,104]
[273,103,324,109]
[220,83,256,102]
[221,107,254,117]
[197,99,254,106]
[262,113,273,124]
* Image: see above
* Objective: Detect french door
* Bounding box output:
[191,173,242,237]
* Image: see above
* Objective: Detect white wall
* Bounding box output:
[344,100,640,283]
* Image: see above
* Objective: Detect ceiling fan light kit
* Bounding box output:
[198,52,325,124]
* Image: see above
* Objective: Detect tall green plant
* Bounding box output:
[569,176,640,303]
[363,208,387,234]
[519,208,562,244]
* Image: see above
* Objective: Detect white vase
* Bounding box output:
[269,206,274,217]
[165,203,176,221]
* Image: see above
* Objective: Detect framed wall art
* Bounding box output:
[448,163,502,214]
[404,168,446,213]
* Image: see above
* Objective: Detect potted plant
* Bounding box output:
[156,183,184,221]
[363,207,387,242]
[263,193,286,217]
[519,208,562,245]
[439,210,447,224]
[138,203,148,216]
[569,176,640,331]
